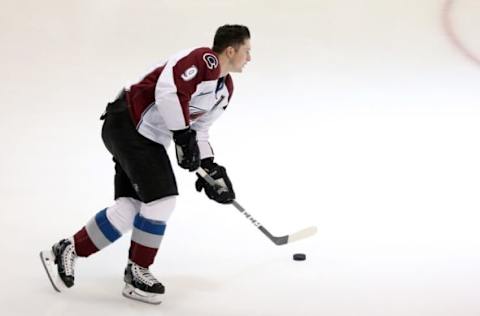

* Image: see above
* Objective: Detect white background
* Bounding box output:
[1,0,479,315]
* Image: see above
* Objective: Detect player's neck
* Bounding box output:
[218,53,231,77]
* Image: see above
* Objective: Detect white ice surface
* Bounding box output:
[1,0,480,315]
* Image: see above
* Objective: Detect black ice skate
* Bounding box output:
[40,238,77,292]
[122,262,164,304]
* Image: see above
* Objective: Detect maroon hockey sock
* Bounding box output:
[128,214,166,267]
[73,208,122,257]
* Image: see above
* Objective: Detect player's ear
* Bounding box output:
[226,46,235,58]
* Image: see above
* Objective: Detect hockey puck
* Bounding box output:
[293,253,306,261]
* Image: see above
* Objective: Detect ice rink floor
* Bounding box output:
[1,0,479,315]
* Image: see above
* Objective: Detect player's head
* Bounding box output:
[213,24,251,73]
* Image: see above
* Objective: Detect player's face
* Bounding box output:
[230,39,251,72]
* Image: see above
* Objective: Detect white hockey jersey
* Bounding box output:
[126,47,233,159]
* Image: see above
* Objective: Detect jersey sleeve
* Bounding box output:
[191,74,234,159]
[191,106,225,159]
[155,49,220,131]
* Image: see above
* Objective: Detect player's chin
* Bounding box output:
[235,66,247,73]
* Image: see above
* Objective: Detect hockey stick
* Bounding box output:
[196,168,317,245]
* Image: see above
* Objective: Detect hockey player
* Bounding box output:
[40,24,251,304]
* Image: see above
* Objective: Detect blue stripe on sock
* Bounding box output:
[134,214,166,235]
[95,209,122,242]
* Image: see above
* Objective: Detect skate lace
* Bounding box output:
[134,265,159,286]
[62,244,76,276]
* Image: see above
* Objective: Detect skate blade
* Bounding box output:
[39,250,65,293]
[122,284,162,305]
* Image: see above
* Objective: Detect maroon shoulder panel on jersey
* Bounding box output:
[127,66,165,125]
[126,48,221,127]
[225,74,234,102]
[172,48,221,125]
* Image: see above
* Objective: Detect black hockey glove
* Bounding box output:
[172,128,200,171]
[195,158,235,204]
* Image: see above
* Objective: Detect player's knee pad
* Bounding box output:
[106,197,140,234]
[139,196,176,222]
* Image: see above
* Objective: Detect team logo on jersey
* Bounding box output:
[181,65,198,81]
[203,53,218,69]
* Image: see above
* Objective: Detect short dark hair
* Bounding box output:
[212,24,250,53]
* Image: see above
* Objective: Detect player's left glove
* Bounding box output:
[172,127,200,171]
[195,158,235,204]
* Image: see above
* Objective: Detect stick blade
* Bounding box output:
[287,226,318,243]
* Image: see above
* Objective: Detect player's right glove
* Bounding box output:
[172,128,200,171]
[195,158,235,204]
